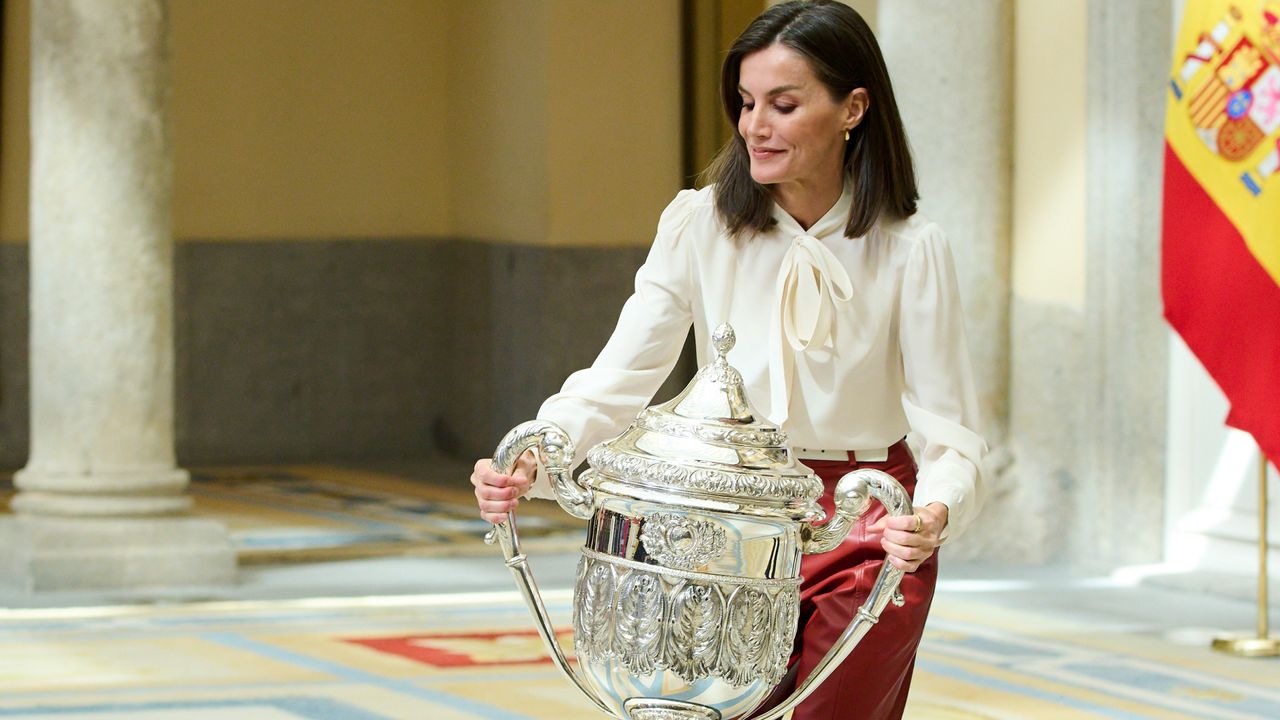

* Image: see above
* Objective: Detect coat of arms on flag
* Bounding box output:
[1171,4,1280,194]
[1164,1,1280,469]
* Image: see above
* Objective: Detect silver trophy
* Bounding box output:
[486,323,912,720]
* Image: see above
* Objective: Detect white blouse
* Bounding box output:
[526,180,987,543]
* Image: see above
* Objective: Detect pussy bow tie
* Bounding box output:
[769,228,853,426]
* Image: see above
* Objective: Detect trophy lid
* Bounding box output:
[584,323,824,520]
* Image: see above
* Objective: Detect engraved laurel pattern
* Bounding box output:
[636,409,788,448]
[573,556,798,688]
[719,586,776,687]
[575,557,616,660]
[768,585,801,682]
[640,513,727,570]
[586,445,821,503]
[665,582,725,682]
[613,571,666,676]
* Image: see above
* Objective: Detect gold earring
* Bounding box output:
[844,129,850,141]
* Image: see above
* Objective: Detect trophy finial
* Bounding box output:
[712,323,736,359]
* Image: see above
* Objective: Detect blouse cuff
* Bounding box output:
[902,398,986,544]
[912,451,976,545]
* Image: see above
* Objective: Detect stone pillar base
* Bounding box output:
[0,516,236,593]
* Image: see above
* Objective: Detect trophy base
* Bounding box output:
[1211,633,1280,657]
[624,698,722,720]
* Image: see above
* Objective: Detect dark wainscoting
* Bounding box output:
[0,244,28,468]
[0,239,694,468]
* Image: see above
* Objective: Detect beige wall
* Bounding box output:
[0,0,30,243]
[448,0,683,247]
[0,0,682,247]
[3,0,1086,260]
[545,1,682,247]
[171,0,452,241]
[445,1,550,246]
[1010,0,1087,307]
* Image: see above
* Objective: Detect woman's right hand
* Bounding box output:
[471,451,536,524]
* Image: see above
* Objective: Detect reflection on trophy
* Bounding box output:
[486,324,913,720]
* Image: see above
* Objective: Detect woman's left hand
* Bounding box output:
[868,502,948,573]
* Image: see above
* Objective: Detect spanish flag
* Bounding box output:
[1163,1,1280,468]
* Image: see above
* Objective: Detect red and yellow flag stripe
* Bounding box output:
[1163,1,1280,466]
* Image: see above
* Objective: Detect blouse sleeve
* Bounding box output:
[898,224,988,542]
[526,190,698,500]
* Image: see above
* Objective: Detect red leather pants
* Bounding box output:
[785,439,938,720]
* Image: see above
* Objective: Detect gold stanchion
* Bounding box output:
[1212,445,1280,657]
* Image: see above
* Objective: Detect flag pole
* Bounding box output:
[1211,445,1280,657]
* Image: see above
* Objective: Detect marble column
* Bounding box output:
[1078,0,1171,569]
[2,0,234,592]
[877,1,1014,559]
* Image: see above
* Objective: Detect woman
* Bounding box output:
[471,2,986,718]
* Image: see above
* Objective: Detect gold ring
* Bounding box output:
[912,514,922,533]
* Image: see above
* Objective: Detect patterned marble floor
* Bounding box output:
[1,464,585,565]
[190,464,585,564]
[1,465,1276,718]
[0,580,1275,720]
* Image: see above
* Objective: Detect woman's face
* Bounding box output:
[737,43,863,190]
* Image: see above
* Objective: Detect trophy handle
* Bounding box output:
[482,421,611,716]
[491,419,594,520]
[749,469,912,720]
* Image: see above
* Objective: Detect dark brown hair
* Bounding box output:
[701,0,918,239]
